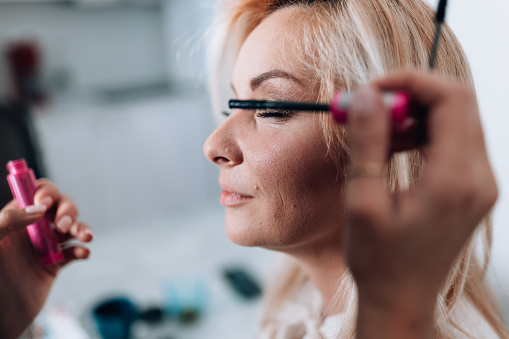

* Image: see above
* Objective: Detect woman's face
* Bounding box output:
[203,7,344,251]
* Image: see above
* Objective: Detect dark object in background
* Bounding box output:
[0,102,46,207]
[138,307,165,324]
[178,308,200,324]
[223,268,262,300]
[92,298,178,339]
[5,41,47,106]
[92,297,139,339]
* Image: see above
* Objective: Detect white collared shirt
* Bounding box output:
[258,281,501,339]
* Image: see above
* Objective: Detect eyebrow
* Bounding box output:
[250,70,304,91]
[230,70,304,95]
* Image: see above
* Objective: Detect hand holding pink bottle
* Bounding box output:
[6,159,64,266]
[0,168,93,339]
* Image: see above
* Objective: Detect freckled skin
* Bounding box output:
[203,8,345,253]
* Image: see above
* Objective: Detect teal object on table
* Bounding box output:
[163,276,207,324]
[92,297,139,339]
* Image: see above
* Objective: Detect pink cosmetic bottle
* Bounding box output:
[6,159,63,266]
[330,91,411,125]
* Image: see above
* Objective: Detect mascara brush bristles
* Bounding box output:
[229,100,330,112]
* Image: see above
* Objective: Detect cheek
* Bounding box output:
[245,128,341,238]
[249,130,334,196]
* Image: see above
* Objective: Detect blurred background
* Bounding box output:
[0,0,507,338]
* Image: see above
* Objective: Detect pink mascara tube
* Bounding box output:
[6,159,63,266]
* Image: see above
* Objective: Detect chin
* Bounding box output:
[224,209,278,247]
[224,219,260,247]
[223,214,299,250]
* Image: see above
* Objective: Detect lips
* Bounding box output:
[219,184,253,207]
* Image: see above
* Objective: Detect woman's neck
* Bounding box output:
[286,234,348,316]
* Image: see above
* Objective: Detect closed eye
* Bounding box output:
[222,110,293,119]
[255,110,293,119]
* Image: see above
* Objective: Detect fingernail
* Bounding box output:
[39,196,53,208]
[77,247,90,258]
[57,215,73,232]
[84,229,94,240]
[25,205,47,215]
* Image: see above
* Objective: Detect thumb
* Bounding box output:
[0,200,47,240]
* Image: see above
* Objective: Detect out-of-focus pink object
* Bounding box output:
[6,159,63,266]
[330,91,410,125]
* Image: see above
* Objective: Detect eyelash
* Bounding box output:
[221,110,293,119]
[255,110,293,119]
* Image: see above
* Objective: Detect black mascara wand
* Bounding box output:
[414,0,449,144]
[429,0,448,69]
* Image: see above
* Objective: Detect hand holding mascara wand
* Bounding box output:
[344,62,499,339]
[338,2,499,337]
[229,0,448,147]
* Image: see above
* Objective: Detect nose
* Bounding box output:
[203,113,244,167]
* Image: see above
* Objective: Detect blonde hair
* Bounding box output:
[206,0,508,337]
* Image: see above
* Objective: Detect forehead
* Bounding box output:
[232,7,313,92]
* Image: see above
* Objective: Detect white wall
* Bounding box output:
[161,0,214,86]
[0,1,221,231]
[34,93,219,232]
[443,0,509,274]
[0,3,167,97]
